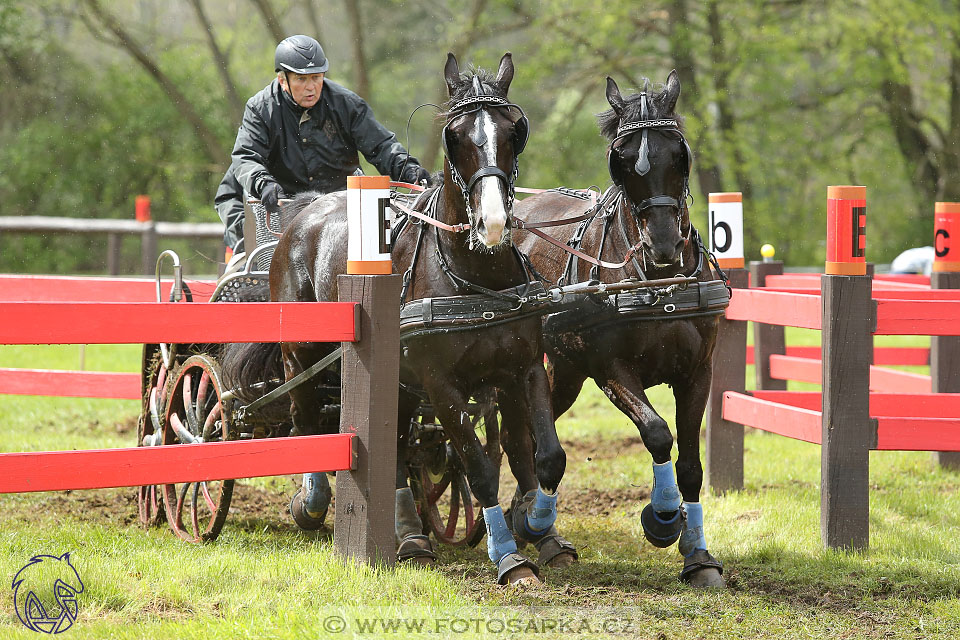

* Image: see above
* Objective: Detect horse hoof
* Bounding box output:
[289,489,327,531]
[397,534,437,565]
[686,566,726,588]
[640,503,682,548]
[504,570,541,587]
[546,551,577,568]
[679,549,725,588]
[496,552,541,586]
[535,533,579,568]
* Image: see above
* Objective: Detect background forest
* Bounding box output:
[0,0,958,274]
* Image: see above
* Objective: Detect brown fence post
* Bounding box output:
[750,260,786,391]
[141,222,158,276]
[706,268,749,494]
[335,274,401,566]
[821,186,873,550]
[931,273,960,469]
[107,233,121,276]
[931,202,960,470]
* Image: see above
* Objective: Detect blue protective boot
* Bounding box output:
[640,462,683,547]
[678,502,725,588]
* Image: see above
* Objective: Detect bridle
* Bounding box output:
[441,87,529,223]
[607,88,694,259]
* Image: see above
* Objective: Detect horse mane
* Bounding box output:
[596,77,685,141]
[285,191,325,218]
[441,68,507,118]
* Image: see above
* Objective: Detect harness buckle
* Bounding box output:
[482,311,496,320]
[664,303,677,313]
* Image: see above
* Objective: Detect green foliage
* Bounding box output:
[1,0,959,273]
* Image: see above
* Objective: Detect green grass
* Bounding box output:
[1,342,959,639]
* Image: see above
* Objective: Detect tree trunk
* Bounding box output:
[707,0,754,201]
[943,34,960,200]
[880,74,940,205]
[420,0,489,171]
[188,0,244,120]
[343,0,370,100]
[82,0,226,164]
[249,0,285,43]
[304,1,325,44]
[667,0,723,200]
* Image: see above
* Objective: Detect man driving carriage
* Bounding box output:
[216,34,431,251]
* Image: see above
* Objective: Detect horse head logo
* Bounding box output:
[12,553,84,634]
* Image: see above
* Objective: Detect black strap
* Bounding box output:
[466,166,510,193]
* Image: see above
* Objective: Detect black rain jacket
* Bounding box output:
[231,78,417,198]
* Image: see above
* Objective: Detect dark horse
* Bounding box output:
[511,71,728,587]
[222,53,569,585]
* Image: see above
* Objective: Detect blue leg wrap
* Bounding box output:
[302,472,331,515]
[651,462,682,514]
[678,502,707,557]
[484,505,518,564]
[524,487,558,535]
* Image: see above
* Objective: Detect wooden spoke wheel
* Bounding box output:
[409,404,500,547]
[137,345,169,528]
[162,355,234,543]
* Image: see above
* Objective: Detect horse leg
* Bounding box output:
[546,352,588,419]
[599,362,684,548]
[673,365,725,588]
[499,390,578,568]
[394,389,436,565]
[423,379,540,585]
[282,343,337,530]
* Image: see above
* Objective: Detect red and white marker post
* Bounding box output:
[346,175,394,275]
[708,192,744,270]
[705,192,749,493]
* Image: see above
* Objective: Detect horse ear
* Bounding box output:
[605,76,626,116]
[495,52,514,94]
[444,53,460,97]
[660,69,681,114]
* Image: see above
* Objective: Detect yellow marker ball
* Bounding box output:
[760,244,775,259]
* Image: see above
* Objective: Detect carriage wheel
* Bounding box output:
[410,405,499,547]
[137,345,169,528]
[161,355,235,543]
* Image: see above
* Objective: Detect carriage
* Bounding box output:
[135,196,501,547]
[133,189,690,547]
[134,53,726,587]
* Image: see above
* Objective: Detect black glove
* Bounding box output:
[401,164,432,187]
[260,181,285,213]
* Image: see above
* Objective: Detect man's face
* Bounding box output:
[279,71,324,108]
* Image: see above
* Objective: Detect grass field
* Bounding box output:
[1,334,958,639]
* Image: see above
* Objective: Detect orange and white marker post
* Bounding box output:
[825,185,866,275]
[931,202,960,470]
[708,192,744,269]
[346,176,394,275]
[933,202,960,272]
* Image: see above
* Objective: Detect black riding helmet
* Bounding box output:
[275,35,329,75]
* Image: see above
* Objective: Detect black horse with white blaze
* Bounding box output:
[511,71,729,587]
[223,53,572,585]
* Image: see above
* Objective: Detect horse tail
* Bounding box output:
[220,341,284,402]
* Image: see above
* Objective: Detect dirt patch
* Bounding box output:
[0,479,311,533]
[561,436,648,462]
[562,486,650,517]
[8,488,141,526]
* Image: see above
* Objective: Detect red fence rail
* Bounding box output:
[708,261,960,551]
[0,273,402,566]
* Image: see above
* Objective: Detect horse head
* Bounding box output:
[442,52,528,250]
[601,71,692,267]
